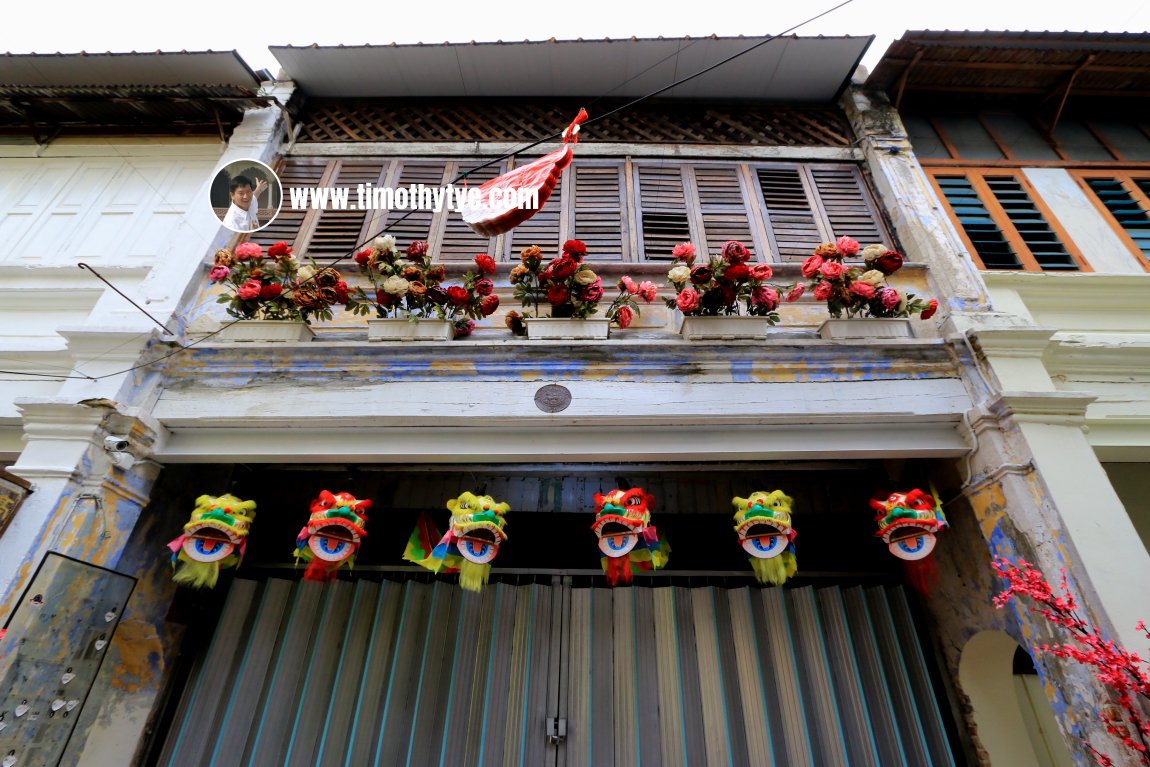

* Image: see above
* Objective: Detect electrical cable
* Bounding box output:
[0,0,855,382]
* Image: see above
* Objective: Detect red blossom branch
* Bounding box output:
[993,557,1150,765]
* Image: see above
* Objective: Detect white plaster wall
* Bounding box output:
[1022,168,1144,274]
[1103,462,1150,554]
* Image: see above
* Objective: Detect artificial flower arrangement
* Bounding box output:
[797,236,938,320]
[505,239,606,335]
[664,240,802,320]
[210,241,349,322]
[605,275,659,329]
[344,237,499,337]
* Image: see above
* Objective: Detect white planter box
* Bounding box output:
[367,318,454,342]
[818,318,914,340]
[524,317,611,340]
[679,315,775,341]
[215,320,315,343]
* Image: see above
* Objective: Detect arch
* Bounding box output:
[959,630,1073,767]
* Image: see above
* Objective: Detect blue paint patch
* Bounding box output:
[730,360,753,383]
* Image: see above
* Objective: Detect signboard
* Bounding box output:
[0,470,31,539]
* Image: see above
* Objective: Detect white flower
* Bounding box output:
[297,265,316,282]
[668,265,691,284]
[372,235,396,255]
[573,269,598,285]
[383,275,410,296]
[858,269,886,287]
[861,244,886,261]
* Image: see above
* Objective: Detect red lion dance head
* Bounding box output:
[591,487,669,586]
[294,490,371,582]
[869,487,947,594]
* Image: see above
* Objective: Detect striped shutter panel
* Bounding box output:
[932,175,1021,269]
[982,176,1078,270]
[635,164,692,260]
[436,160,504,261]
[808,165,888,246]
[505,158,564,260]
[757,166,829,262]
[694,165,759,260]
[293,160,388,258]
[377,161,449,251]
[246,159,323,251]
[569,163,627,260]
[1083,177,1150,260]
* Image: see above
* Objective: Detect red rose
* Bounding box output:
[259,283,283,300]
[614,305,634,328]
[874,251,904,275]
[813,282,833,301]
[724,264,750,281]
[268,241,292,259]
[547,284,570,305]
[447,286,470,307]
[335,280,350,304]
[376,289,395,307]
[406,240,429,261]
[562,239,587,261]
[820,261,845,280]
[920,299,939,320]
[690,265,713,285]
[551,256,578,280]
[354,249,371,267]
[750,263,773,281]
[849,282,876,300]
[722,240,751,264]
[475,278,494,296]
[752,286,779,310]
[481,294,500,316]
[676,288,701,313]
[475,254,497,274]
[786,283,806,302]
[801,254,824,278]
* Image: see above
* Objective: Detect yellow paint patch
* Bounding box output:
[110,619,163,694]
[968,481,1008,541]
[427,360,478,376]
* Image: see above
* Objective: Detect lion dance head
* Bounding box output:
[294,490,371,582]
[592,487,669,586]
[403,491,510,592]
[167,493,256,589]
[731,490,797,586]
[870,486,947,593]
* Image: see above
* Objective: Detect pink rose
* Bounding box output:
[750,263,773,281]
[722,240,751,264]
[820,261,845,280]
[849,282,875,300]
[752,286,780,311]
[234,242,262,261]
[454,319,475,338]
[475,278,494,296]
[786,283,806,302]
[676,288,701,313]
[637,281,658,302]
[801,254,824,278]
[672,242,696,263]
[614,305,634,328]
[581,277,604,302]
[813,282,833,301]
[620,276,638,295]
[209,265,230,282]
[237,279,262,300]
[880,287,900,310]
[836,235,860,257]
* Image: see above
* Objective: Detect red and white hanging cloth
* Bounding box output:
[460,109,588,237]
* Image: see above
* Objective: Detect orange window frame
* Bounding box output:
[1069,169,1150,272]
[925,168,1092,272]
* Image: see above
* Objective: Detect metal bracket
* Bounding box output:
[547,717,567,745]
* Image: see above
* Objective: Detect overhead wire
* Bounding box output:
[0,0,855,382]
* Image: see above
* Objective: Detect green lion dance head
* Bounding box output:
[731,490,797,586]
[167,493,257,589]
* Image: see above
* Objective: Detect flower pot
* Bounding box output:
[524,317,611,340]
[678,315,775,341]
[367,318,454,342]
[215,320,315,343]
[818,318,914,340]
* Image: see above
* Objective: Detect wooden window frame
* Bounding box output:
[1070,169,1150,272]
[926,167,1092,272]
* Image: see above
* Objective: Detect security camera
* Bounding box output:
[104,436,130,452]
[108,451,136,470]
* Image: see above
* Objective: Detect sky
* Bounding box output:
[1,0,1147,75]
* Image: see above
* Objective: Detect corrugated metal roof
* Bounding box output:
[271,35,873,101]
[867,30,1150,104]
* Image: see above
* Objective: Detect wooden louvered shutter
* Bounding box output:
[375,161,449,250]
[434,160,504,261]
[808,165,887,246]
[756,166,829,262]
[692,165,761,260]
[247,159,326,250]
[568,163,627,260]
[504,159,563,259]
[635,164,691,261]
[297,160,388,258]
